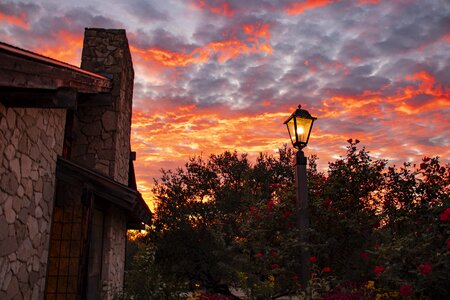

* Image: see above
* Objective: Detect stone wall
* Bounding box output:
[72,28,134,186]
[76,28,134,297]
[101,205,127,299]
[0,104,66,299]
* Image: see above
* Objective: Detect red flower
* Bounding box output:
[439,208,450,222]
[255,252,264,258]
[292,275,300,281]
[347,138,353,144]
[419,263,432,275]
[270,183,279,189]
[321,199,332,208]
[447,240,450,250]
[270,250,277,257]
[309,256,318,263]
[399,284,413,297]
[249,206,260,219]
[322,267,332,273]
[282,210,292,218]
[271,263,279,269]
[360,251,369,260]
[267,200,275,211]
[374,243,381,250]
[372,220,381,228]
[374,266,385,276]
[355,139,360,144]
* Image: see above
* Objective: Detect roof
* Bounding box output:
[0,41,111,93]
[56,157,152,228]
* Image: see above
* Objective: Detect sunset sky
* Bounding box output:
[1,0,449,209]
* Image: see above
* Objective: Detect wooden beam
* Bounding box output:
[0,87,78,109]
[77,92,113,107]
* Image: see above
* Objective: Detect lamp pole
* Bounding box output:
[283,104,316,293]
[296,149,309,290]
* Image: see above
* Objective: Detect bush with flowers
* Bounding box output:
[124,141,449,299]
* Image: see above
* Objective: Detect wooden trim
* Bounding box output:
[0,45,111,93]
[56,157,152,225]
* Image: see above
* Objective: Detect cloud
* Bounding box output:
[1,0,449,208]
[0,1,40,29]
[122,0,169,22]
[190,0,236,17]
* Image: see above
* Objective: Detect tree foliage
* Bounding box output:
[125,141,450,299]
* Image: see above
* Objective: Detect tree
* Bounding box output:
[125,142,450,299]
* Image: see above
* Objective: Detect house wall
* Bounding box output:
[0,104,66,299]
[101,205,127,298]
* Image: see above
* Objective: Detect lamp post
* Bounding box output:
[284,104,317,291]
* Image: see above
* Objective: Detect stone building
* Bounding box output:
[0,28,152,299]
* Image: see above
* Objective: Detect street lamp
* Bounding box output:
[284,104,317,291]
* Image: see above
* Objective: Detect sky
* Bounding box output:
[1,0,449,209]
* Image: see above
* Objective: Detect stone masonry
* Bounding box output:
[0,104,66,299]
[72,28,134,186]
[101,205,127,298]
[75,28,134,299]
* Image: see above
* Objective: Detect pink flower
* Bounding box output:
[322,267,332,273]
[309,256,318,263]
[399,284,413,297]
[374,266,385,276]
[419,263,432,275]
[360,251,369,260]
[439,208,450,222]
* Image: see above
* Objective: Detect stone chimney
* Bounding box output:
[71,28,134,185]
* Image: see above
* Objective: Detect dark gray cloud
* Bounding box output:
[129,28,195,52]
[5,5,122,50]
[0,1,40,20]
[122,0,169,22]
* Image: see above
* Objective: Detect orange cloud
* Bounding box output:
[396,71,449,115]
[131,105,291,207]
[34,31,83,65]
[0,11,29,29]
[318,70,449,119]
[191,0,235,17]
[131,88,450,209]
[131,22,272,67]
[444,34,450,43]
[286,0,334,15]
[358,0,380,4]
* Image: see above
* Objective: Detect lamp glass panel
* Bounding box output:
[286,118,297,144]
[295,117,313,144]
